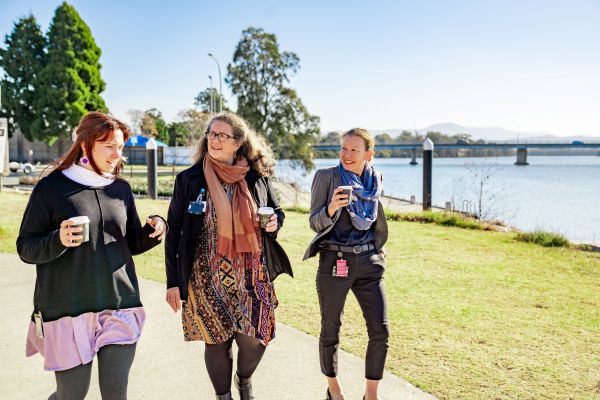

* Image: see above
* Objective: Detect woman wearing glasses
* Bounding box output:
[304,128,389,400]
[165,112,287,400]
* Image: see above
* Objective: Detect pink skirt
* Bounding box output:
[26,307,146,371]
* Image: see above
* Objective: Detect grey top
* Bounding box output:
[303,165,388,260]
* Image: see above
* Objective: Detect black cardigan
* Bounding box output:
[165,162,285,301]
[17,171,162,322]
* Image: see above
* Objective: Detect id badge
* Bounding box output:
[187,201,206,215]
[34,311,44,338]
[332,252,349,278]
[187,188,207,215]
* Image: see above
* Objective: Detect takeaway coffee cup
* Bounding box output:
[338,185,353,204]
[258,207,274,228]
[70,216,90,243]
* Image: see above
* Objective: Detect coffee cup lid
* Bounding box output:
[258,207,274,213]
[70,216,90,224]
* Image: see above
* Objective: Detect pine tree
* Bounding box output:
[0,15,46,140]
[33,2,106,145]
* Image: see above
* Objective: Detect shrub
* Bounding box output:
[385,210,489,230]
[514,230,571,248]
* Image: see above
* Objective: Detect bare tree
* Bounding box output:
[126,109,143,135]
[463,160,514,221]
[177,108,211,145]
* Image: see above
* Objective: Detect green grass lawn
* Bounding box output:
[2,191,599,399]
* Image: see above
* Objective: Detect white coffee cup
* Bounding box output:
[258,207,274,228]
[70,216,90,243]
[338,185,353,204]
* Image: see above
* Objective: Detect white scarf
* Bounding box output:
[62,164,115,187]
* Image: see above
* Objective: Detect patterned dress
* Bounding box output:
[182,184,278,345]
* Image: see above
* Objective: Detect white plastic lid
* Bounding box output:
[70,216,90,224]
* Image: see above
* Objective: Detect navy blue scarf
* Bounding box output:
[338,162,382,230]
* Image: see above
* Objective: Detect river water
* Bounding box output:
[276,156,600,243]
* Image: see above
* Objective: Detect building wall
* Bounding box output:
[8,128,64,163]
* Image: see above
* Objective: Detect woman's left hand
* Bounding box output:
[147,216,166,240]
[257,214,278,233]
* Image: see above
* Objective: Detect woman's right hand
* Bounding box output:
[59,219,83,247]
[327,187,350,218]
[166,287,182,313]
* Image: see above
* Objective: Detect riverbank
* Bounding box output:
[276,156,600,245]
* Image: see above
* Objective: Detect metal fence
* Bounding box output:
[123,147,164,165]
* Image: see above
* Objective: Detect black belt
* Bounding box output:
[326,243,375,254]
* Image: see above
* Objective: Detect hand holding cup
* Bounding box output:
[257,207,278,232]
[59,216,89,247]
[327,186,352,217]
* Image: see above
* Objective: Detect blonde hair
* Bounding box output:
[341,128,375,152]
[194,112,276,176]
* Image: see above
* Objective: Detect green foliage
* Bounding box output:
[194,87,229,113]
[167,121,191,146]
[0,15,46,140]
[282,205,310,214]
[315,129,514,159]
[227,27,320,171]
[386,210,490,230]
[315,131,341,158]
[125,175,175,197]
[514,230,571,247]
[32,2,106,145]
[374,132,394,144]
[141,108,169,143]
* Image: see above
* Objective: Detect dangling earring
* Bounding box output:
[80,156,89,165]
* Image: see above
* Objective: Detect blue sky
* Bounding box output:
[1,1,599,137]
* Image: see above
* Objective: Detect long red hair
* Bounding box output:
[54,112,130,176]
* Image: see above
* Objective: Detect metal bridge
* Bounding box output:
[311,142,600,165]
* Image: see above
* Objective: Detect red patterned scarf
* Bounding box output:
[203,155,259,259]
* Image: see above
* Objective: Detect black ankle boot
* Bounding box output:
[235,373,255,400]
[215,392,233,400]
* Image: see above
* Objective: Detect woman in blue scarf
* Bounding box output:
[303,128,389,400]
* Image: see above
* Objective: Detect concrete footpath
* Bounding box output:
[0,253,435,400]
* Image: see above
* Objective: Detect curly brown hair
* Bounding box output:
[194,112,275,176]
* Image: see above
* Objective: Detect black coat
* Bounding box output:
[165,161,290,301]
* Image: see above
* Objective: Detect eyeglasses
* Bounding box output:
[206,131,235,142]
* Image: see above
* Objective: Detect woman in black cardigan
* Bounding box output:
[165,112,290,400]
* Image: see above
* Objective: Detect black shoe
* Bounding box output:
[235,373,255,400]
[215,392,233,400]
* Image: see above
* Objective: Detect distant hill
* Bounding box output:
[369,123,600,142]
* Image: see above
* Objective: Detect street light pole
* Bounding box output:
[208,53,222,112]
[208,75,214,114]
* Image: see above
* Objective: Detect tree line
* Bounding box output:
[316,130,514,158]
[1,4,319,169]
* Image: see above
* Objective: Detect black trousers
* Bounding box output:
[316,249,389,380]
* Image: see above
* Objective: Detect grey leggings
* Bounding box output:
[48,343,137,400]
